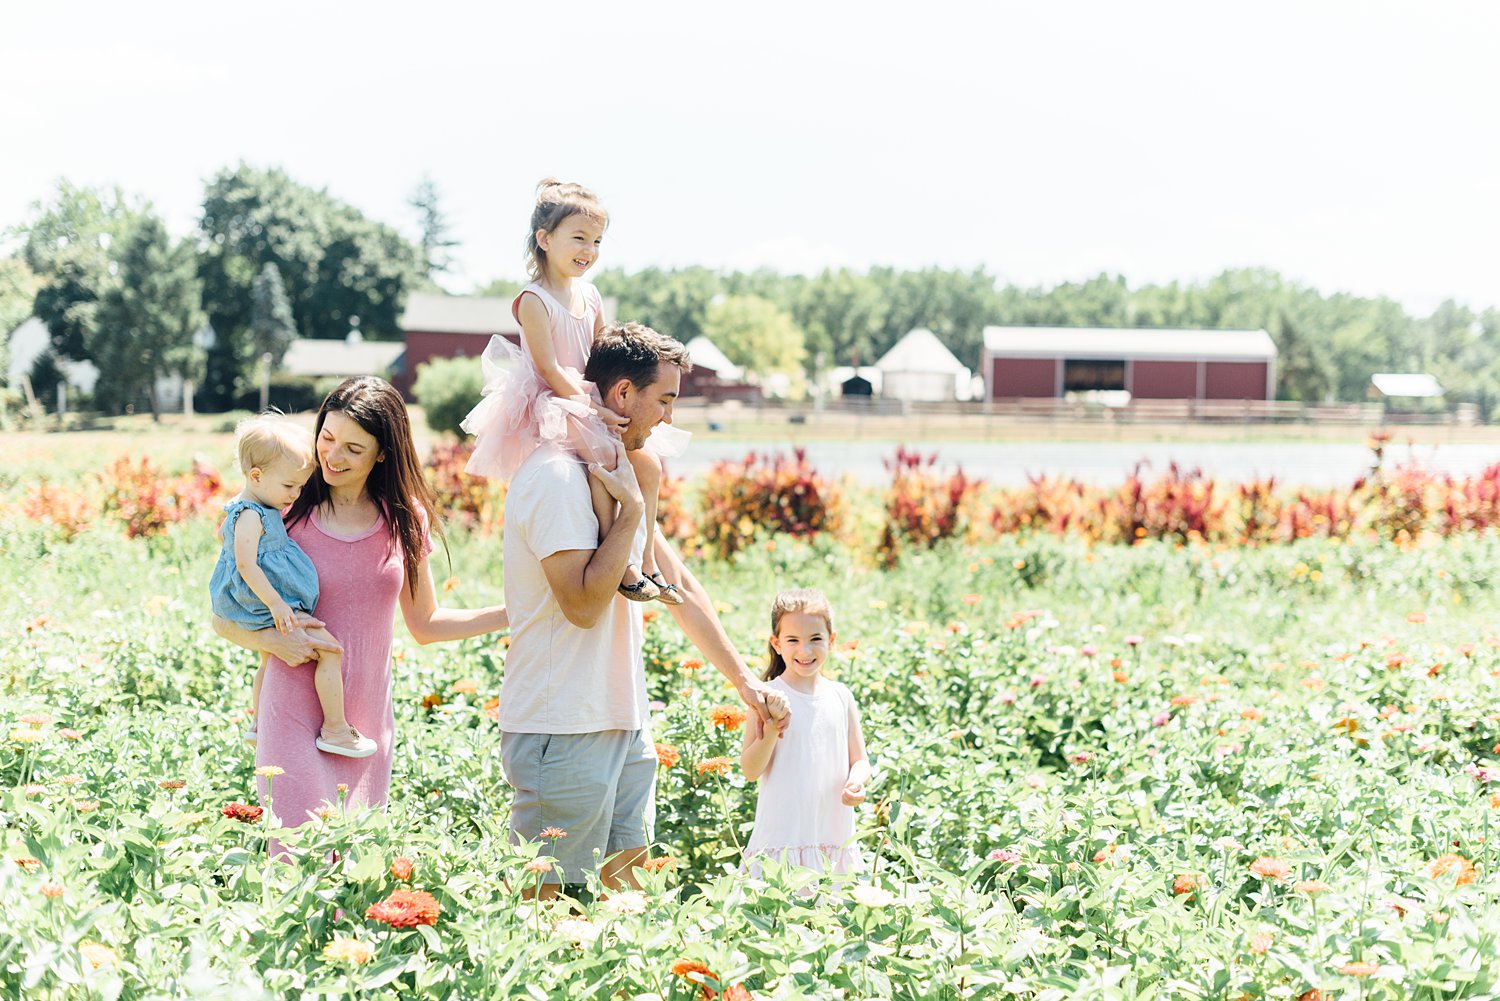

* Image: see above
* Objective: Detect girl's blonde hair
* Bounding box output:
[235,413,314,476]
[525,178,608,281]
[764,588,836,681]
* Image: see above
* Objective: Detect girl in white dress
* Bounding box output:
[741,589,870,874]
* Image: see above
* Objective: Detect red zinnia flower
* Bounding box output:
[222,802,264,823]
[365,889,441,928]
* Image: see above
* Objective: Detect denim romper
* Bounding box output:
[209,499,321,630]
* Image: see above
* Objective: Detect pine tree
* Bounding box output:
[409,174,458,277]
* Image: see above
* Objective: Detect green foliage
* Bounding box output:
[16,181,144,364]
[196,164,424,409]
[3,478,1500,997]
[92,214,206,417]
[408,174,458,278]
[412,355,484,437]
[249,263,296,369]
[702,293,805,379]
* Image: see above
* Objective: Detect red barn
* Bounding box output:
[395,293,521,397]
[981,327,1277,402]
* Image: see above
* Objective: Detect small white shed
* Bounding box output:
[875,328,973,402]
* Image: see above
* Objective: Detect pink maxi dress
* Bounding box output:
[254,509,428,840]
[460,281,688,480]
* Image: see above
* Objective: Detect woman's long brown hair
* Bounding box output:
[285,377,444,596]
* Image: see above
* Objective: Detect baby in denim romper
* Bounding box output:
[210,415,375,758]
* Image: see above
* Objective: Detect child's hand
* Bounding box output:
[765,690,789,723]
[591,400,630,430]
[271,600,296,635]
[841,780,866,806]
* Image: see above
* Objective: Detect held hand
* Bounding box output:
[262,627,322,667]
[738,680,791,736]
[271,600,296,635]
[841,780,866,807]
[587,440,644,509]
[591,400,630,430]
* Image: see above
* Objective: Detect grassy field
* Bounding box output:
[2,433,1498,998]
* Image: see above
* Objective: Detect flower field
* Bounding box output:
[2,437,1499,999]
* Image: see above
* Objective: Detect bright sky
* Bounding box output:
[4,0,1497,315]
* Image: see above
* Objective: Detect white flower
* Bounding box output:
[554,917,600,944]
[1162,634,1184,648]
[602,890,647,915]
[850,884,897,908]
[1211,837,1243,853]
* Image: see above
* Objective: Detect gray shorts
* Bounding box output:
[500,728,657,884]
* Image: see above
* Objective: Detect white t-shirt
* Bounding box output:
[499,445,647,734]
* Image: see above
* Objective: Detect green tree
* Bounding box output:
[792,269,887,370]
[594,266,723,342]
[13,181,142,363]
[409,174,458,278]
[250,263,296,367]
[0,258,41,379]
[1271,311,1334,402]
[92,214,205,418]
[197,164,425,409]
[702,294,805,378]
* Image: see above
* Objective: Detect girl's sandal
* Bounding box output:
[618,567,660,602]
[645,572,685,605]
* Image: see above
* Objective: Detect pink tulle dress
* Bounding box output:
[461,281,688,480]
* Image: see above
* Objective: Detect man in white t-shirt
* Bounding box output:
[500,322,788,896]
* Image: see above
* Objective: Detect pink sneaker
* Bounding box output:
[316,725,376,758]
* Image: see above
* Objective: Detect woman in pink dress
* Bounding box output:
[212,377,507,850]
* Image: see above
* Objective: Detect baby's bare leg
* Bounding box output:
[306,628,348,732]
[251,656,267,717]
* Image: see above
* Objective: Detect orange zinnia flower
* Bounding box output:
[524,859,553,874]
[364,889,441,928]
[670,959,719,998]
[1172,874,1200,896]
[482,697,500,722]
[1249,932,1273,955]
[390,857,414,881]
[540,827,568,839]
[697,756,734,776]
[655,743,681,768]
[1340,960,1378,975]
[1425,853,1476,885]
[1248,857,1291,882]
[640,855,678,873]
[1294,880,1330,894]
[709,705,747,731]
[723,986,753,1001]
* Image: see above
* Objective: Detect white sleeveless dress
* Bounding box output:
[743,677,859,874]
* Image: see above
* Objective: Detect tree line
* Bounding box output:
[5,166,1498,416]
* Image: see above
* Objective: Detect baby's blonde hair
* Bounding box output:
[765,588,836,682]
[235,413,315,476]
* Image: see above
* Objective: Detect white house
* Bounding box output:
[6,317,99,397]
[875,328,973,402]
[282,329,405,380]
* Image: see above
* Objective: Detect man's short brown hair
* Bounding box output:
[584,322,693,397]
